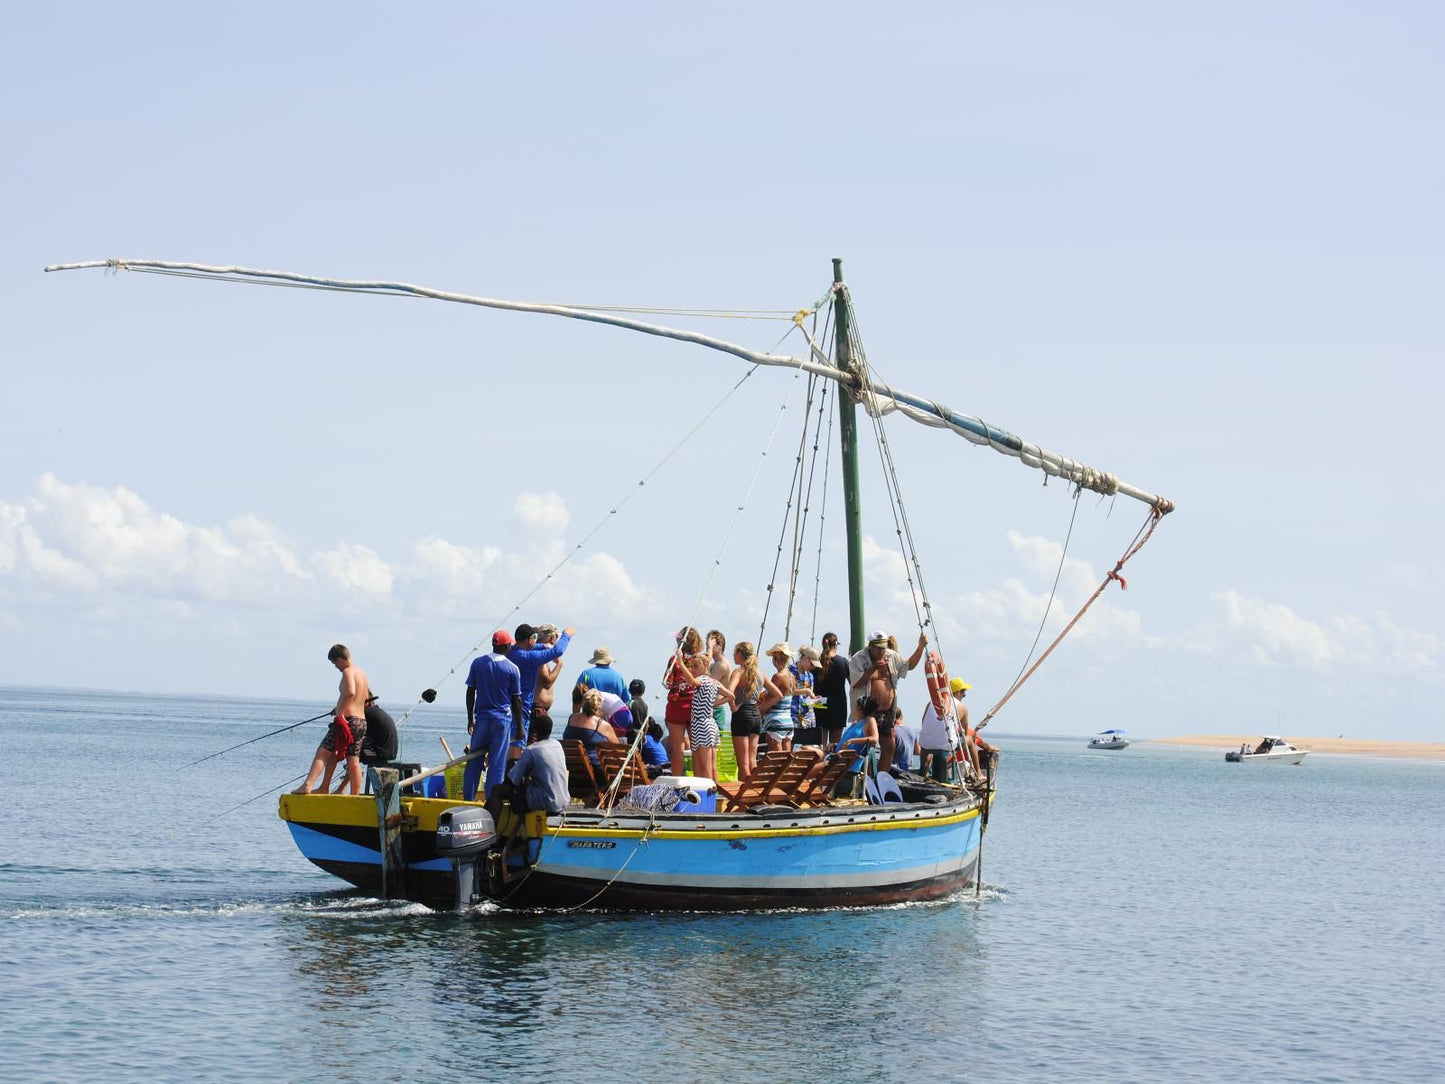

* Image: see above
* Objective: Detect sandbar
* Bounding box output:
[1148,735,1445,760]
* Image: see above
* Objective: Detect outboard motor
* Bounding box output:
[435,806,498,910]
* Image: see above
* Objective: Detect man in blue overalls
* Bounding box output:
[463,630,524,801]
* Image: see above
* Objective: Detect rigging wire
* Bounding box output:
[842,288,944,659]
[396,358,766,729]
[806,308,837,641]
[782,374,820,641]
[788,335,835,642]
[757,374,816,646]
[809,379,836,643]
[1003,487,1083,696]
[980,505,1165,726]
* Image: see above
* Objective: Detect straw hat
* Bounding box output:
[766,641,795,660]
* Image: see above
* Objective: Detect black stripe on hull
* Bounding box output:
[307,857,456,909]
[487,858,978,912]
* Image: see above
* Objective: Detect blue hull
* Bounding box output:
[280,792,988,911]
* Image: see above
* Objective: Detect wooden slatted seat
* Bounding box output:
[562,739,601,801]
[788,749,861,807]
[722,750,822,811]
[720,751,792,812]
[596,744,653,800]
[759,748,822,806]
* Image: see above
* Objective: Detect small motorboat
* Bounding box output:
[1088,729,1130,749]
[1225,736,1309,765]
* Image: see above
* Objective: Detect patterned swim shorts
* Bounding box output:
[324,715,367,758]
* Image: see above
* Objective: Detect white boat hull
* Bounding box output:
[1235,750,1308,765]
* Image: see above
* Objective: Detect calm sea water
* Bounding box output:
[2,686,1441,1083]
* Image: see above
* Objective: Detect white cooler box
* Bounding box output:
[652,775,718,813]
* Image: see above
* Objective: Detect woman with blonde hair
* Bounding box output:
[726,641,778,779]
[670,651,736,781]
[562,685,619,771]
[758,642,798,753]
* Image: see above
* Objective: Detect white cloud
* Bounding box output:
[0,473,312,602]
[1206,589,1443,678]
[312,543,394,596]
[0,475,651,635]
[513,492,569,536]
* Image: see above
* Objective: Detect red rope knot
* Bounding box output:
[1107,563,1128,590]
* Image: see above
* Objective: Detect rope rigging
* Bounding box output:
[396,354,772,730]
[979,504,1166,727]
[808,341,836,644]
[835,286,945,659]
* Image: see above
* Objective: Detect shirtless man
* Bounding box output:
[532,624,566,719]
[295,644,371,795]
[848,628,927,773]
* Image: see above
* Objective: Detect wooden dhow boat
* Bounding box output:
[47,256,1174,911]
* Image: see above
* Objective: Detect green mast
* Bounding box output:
[831,258,867,654]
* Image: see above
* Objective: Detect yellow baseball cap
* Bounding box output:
[949,677,972,692]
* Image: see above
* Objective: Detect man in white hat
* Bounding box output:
[576,646,629,702]
[848,628,927,772]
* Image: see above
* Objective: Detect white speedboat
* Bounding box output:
[1088,729,1130,749]
[1225,736,1308,765]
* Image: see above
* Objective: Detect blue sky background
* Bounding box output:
[3,2,1441,739]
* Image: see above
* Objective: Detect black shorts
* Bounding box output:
[731,703,762,737]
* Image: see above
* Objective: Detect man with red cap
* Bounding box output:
[463,629,524,801]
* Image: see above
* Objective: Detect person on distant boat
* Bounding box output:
[503,713,569,816]
[577,646,629,701]
[848,629,927,773]
[639,720,671,773]
[294,644,371,795]
[662,627,703,773]
[670,650,736,781]
[813,632,851,747]
[628,678,651,732]
[360,693,398,766]
[562,685,619,770]
[727,641,775,779]
[529,623,570,721]
[464,629,525,801]
[759,642,798,753]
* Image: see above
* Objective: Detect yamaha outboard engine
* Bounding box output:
[435,806,498,910]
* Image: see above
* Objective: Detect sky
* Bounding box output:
[2,2,1441,740]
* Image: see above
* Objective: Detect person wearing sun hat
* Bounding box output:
[949,675,987,779]
[921,674,970,782]
[758,641,797,752]
[577,645,629,702]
